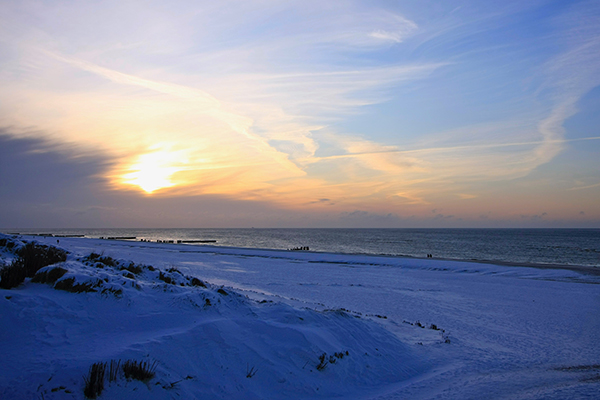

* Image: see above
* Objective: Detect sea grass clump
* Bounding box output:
[0,242,67,289]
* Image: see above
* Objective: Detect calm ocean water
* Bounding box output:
[6,228,600,268]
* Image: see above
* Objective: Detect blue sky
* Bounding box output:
[0,0,599,228]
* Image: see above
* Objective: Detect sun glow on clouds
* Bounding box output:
[121,149,188,193]
[1,0,600,224]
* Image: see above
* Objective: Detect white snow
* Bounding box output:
[1,234,599,399]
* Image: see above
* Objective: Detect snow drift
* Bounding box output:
[0,235,431,399]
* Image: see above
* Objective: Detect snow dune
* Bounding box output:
[1,234,599,399]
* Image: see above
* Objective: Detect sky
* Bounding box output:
[0,0,599,228]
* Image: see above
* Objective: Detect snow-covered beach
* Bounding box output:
[1,234,599,399]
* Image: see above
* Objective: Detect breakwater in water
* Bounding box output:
[4,228,599,268]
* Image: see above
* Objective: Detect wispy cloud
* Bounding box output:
[0,0,442,200]
[1,0,599,225]
[568,182,600,191]
[534,14,600,165]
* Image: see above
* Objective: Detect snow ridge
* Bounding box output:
[0,235,430,399]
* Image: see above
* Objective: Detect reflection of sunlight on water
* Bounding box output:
[121,149,187,193]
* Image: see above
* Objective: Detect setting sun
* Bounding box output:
[121,150,187,193]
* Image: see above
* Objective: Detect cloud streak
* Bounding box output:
[1,0,599,226]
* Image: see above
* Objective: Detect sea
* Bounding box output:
[4,228,599,268]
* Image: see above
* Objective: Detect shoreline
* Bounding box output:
[193,244,600,277]
[182,243,600,277]
[422,255,600,276]
[8,231,599,277]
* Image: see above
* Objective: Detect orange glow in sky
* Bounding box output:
[1,0,599,227]
[121,150,187,193]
